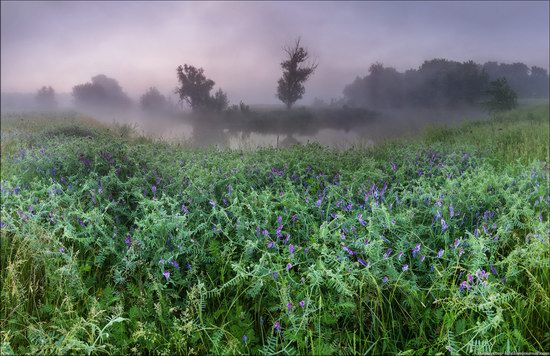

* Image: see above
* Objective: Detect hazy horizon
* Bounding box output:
[1,1,549,106]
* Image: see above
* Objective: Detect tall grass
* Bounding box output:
[1,104,548,354]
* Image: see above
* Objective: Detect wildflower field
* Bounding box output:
[1,104,548,355]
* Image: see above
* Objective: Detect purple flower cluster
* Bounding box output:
[459,269,491,292]
[412,243,421,258]
[125,234,132,248]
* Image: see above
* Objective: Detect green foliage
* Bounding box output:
[484,78,518,113]
[1,104,548,354]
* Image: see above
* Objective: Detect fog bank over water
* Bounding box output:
[76,106,488,149]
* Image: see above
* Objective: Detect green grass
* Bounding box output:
[1,104,548,355]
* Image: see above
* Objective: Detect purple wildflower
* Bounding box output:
[163,270,170,280]
[152,185,157,198]
[453,239,460,249]
[474,228,480,237]
[274,321,281,332]
[458,249,464,257]
[171,260,180,269]
[437,249,444,258]
[402,264,409,272]
[364,239,370,246]
[272,271,279,280]
[299,300,305,308]
[342,246,355,256]
[383,248,393,259]
[357,258,368,267]
[459,281,470,291]
[125,234,132,248]
[289,244,295,254]
[159,258,165,264]
[59,247,65,253]
[262,229,269,237]
[441,219,449,231]
[467,273,474,284]
[412,243,421,257]
[181,204,189,214]
[242,335,247,344]
[291,214,298,222]
[382,276,389,284]
[315,198,322,207]
[476,269,489,280]
[276,225,283,239]
[490,264,498,276]
[449,205,455,217]
[277,215,282,224]
[286,263,293,271]
[397,251,404,260]
[483,224,488,234]
[283,233,290,244]
[209,199,216,207]
[420,255,426,263]
[357,213,366,226]
[267,241,275,249]
[287,302,292,312]
[79,219,85,227]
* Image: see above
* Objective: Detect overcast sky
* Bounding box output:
[1,1,548,105]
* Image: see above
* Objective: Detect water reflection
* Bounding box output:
[120,106,486,149]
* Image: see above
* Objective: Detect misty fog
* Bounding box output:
[1,1,548,148]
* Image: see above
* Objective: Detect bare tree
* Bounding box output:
[276,38,318,109]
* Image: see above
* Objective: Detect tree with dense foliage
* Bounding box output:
[72,74,132,112]
[175,64,216,112]
[482,61,549,98]
[343,59,546,110]
[140,87,168,114]
[528,66,550,97]
[35,86,58,110]
[207,88,229,112]
[276,38,318,109]
[484,78,518,112]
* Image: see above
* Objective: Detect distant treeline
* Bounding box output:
[343,59,549,109]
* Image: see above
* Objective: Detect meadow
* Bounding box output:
[0,104,548,355]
